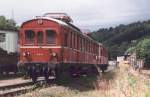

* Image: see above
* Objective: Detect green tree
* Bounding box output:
[136,38,150,63]
[6,19,16,30]
[0,16,7,30]
[0,16,17,30]
[89,20,150,59]
[127,38,150,64]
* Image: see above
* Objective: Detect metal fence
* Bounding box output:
[127,53,145,71]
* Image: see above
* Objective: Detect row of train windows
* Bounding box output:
[64,33,99,54]
[25,30,56,44]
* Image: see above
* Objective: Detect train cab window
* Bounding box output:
[25,30,35,44]
[0,33,6,42]
[37,31,43,45]
[46,30,56,44]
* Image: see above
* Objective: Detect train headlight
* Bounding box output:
[23,52,26,57]
[27,51,30,55]
[52,52,57,57]
[23,51,30,57]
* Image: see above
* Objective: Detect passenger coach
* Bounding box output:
[18,13,108,82]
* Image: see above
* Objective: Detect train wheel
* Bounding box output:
[100,65,108,73]
[55,67,61,80]
[56,67,73,82]
[0,67,2,75]
[30,66,37,83]
[101,69,105,73]
[31,75,37,83]
[90,65,98,74]
[43,67,50,83]
[69,66,76,77]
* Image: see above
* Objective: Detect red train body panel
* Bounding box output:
[18,13,108,81]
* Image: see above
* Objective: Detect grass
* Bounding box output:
[16,63,150,97]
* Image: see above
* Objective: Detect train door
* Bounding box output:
[34,29,45,61]
[37,30,44,45]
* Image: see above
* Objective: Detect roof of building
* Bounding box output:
[0,30,18,33]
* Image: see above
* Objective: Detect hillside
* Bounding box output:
[89,20,150,59]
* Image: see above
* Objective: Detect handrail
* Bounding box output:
[43,13,73,23]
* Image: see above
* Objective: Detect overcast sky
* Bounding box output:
[0,0,150,31]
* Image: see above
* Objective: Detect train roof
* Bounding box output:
[21,16,102,46]
[21,16,81,32]
[0,30,18,33]
[43,13,73,23]
[21,16,67,27]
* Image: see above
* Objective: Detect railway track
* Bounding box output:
[0,65,116,97]
[0,78,46,97]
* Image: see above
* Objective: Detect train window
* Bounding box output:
[82,38,85,52]
[25,30,35,44]
[90,42,92,53]
[81,38,83,51]
[85,40,87,52]
[64,33,68,46]
[46,30,56,44]
[80,37,82,50]
[88,41,90,52]
[77,35,79,50]
[0,33,5,42]
[37,31,43,45]
[79,37,82,51]
[74,33,76,49]
[89,41,91,53]
[89,41,90,53]
[75,34,77,49]
[104,49,106,57]
[101,49,103,56]
[92,43,94,53]
[94,44,96,54]
[72,33,74,48]
[70,32,72,48]
[83,38,85,52]
[86,40,88,52]
[85,41,86,52]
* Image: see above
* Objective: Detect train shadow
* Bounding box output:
[52,70,117,92]
[54,74,97,91]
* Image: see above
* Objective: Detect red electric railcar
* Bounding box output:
[18,13,108,82]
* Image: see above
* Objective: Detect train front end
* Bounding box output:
[18,18,62,82]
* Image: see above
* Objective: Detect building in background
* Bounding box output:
[0,30,18,53]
